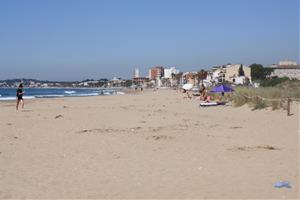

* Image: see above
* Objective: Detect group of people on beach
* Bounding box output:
[199,84,224,102]
[182,83,223,102]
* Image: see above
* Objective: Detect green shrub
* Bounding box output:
[260,77,289,87]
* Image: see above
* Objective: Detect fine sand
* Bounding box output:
[0,89,299,199]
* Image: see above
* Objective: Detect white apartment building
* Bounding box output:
[271,61,300,79]
[164,67,180,79]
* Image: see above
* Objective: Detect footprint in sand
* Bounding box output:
[77,129,91,133]
[148,126,164,132]
[146,135,174,141]
[228,145,280,151]
[230,126,243,129]
[208,124,219,129]
[21,110,31,112]
[55,115,63,119]
[131,126,142,130]
[120,106,129,110]
[152,147,162,151]
[112,154,121,159]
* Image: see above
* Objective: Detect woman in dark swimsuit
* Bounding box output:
[16,83,24,110]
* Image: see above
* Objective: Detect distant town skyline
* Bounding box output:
[0,0,299,81]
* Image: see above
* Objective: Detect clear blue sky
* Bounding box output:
[0,0,299,81]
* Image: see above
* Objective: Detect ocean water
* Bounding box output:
[0,88,124,101]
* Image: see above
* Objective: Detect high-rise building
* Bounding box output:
[149,66,164,80]
[134,68,140,78]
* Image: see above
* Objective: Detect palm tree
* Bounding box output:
[174,72,183,87]
[197,70,208,85]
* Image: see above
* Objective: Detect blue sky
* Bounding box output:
[0,0,299,81]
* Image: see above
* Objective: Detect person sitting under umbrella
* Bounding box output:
[200,89,208,101]
[210,85,234,103]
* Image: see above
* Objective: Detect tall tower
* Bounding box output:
[134,68,140,78]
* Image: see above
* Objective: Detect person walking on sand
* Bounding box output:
[16,83,24,110]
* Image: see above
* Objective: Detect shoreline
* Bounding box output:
[0,87,131,101]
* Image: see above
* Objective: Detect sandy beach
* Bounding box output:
[0,89,299,199]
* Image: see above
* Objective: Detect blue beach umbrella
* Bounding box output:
[210,84,234,93]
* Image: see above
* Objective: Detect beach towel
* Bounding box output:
[199,101,226,107]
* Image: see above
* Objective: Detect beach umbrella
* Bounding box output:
[210,84,234,93]
[182,83,193,90]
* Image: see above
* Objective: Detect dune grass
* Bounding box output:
[230,80,300,110]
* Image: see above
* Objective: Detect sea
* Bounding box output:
[0,88,125,101]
